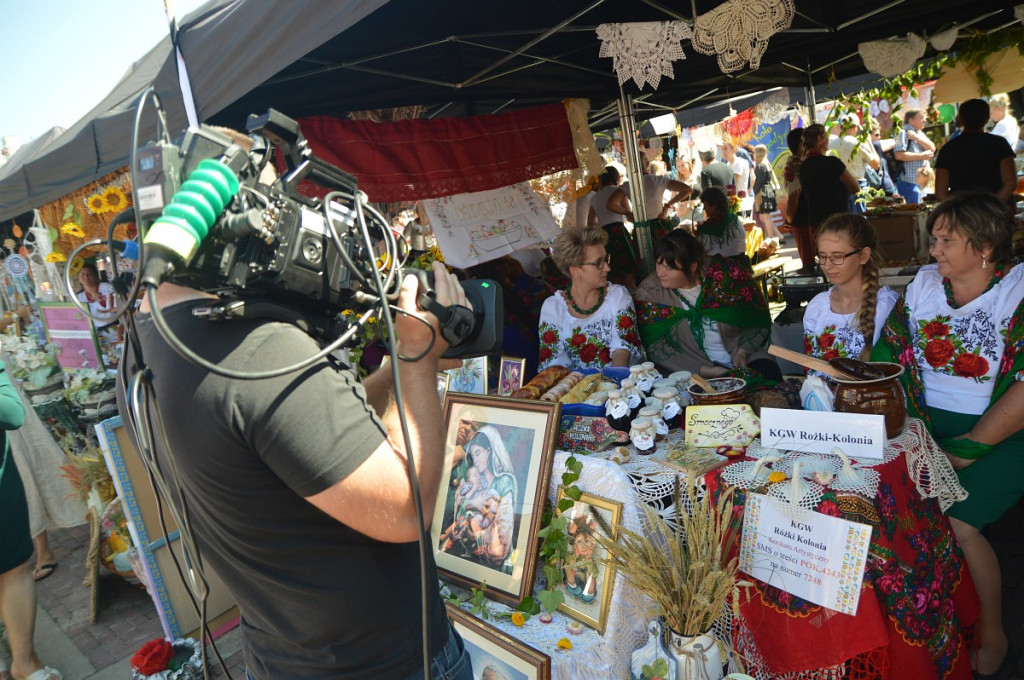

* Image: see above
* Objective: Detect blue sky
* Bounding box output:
[0,0,208,145]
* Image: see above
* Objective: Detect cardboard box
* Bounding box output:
[868,213,929,263]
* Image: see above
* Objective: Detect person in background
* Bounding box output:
[698,149,733,193]
[935,98,1016,203]
[867,117,898,197]
[873,192,1024,679]
[634,229,777,380]
[893,109,936,204]
[803,213,898,367]
[829,114,880,213]
[782,127,816,273]
[0,358,63,680]
[799,124,860,231]
[987,93,1020,153]
[589,165,635,288]
[752,144,784,244]
[721,142,753,216]
[695,187,746,258]
[538,228,641,371]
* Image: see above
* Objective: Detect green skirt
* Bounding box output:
[0,447,33,573]
[932,407,1024,529]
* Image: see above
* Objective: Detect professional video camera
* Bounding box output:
[133,109,501,357]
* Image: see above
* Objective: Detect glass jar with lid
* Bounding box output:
[619,378,644,419]
[605,389,632,433]
[629,417,657,454]
[638,406,668,441]
[654,387,683,429]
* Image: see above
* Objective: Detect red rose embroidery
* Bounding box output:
[817,500,841,517]
[624,332,640,347]
[818,332,835,349]
[822,349,840,362]
[541,330,557,344]
[951,353,989,378]
[924,338,955,368]
[599,347,611,364]
[569,333,586,347]
[618,316,634,329]
[804,337,813,354]
[131,639,174,676]
[579,343,598,363]
[539,347,553,361]
[921,320,949,338]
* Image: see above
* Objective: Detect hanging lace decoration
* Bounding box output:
[859,33,927,77]
[1016,5,1024,25]
[753,89,791,124]
[596,21,693,90]
[691,0,795,74]
[929,27,959,52]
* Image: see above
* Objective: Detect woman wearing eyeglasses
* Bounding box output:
[802,213,898,366]
[634,229,777,379]
[872,192,1024,679]
[537,228,642,371]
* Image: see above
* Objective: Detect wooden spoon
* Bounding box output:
[767,345,859,380]
[689,374,717,394]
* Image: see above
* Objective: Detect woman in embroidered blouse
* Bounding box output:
[874,192,1024,678]
[634,229,777,379]
[694,187,746,258]
[803,213,898,367]
[537,228,642,371]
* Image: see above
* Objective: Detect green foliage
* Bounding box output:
[469,583,491,619]
[642,658,670,680]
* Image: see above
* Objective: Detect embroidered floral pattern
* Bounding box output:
[804,323,855,363]
[537,302,642,371]
[915,312,995,383]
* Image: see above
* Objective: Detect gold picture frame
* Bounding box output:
[497,356,526,397]
[436,371,451,404]
[554,487,622,635]
[447,604,551,680]
[446,356,488,395]
[431,394,560,606]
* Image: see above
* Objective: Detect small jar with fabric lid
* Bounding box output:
[628,365,654,396]
[629,417,657,454]
[638,406,668,441]
[619,378,644,419]
[654,387,683,430]
[641,361,663,384]
[605,389,632,433]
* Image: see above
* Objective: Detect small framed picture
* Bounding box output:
[436,372,451,404]
[446,356,488,395]
[431,394,560,606]
[497,356,526,397]
[554,488,622,635]
[447,604,551,680]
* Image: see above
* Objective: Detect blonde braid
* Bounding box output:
[857,257,880,361]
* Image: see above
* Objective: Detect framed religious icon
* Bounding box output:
[436,372,451,405]
[446,356,488,395]
[446,603,551,680]
[497,356,526,397]
[554,488,622,635]
[431,394,560,606]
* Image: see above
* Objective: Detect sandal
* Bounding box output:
[32,563,58,582]
[16,666,62,680]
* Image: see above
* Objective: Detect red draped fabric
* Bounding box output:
[290,102,579,203]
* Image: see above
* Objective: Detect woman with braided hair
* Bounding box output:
[802,213,898,367]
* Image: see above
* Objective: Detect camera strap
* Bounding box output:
[417,294,474,347]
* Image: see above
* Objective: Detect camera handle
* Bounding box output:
[410,270,475,347]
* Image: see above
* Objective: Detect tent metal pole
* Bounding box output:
[617,89,653,277]
[806,62,817,124]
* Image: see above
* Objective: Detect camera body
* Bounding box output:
[135,111,500,356]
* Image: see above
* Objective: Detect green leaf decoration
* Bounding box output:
[63,204,75,221]
[536,587,564,613]
[48,228,58,244]
[516,596,542,615]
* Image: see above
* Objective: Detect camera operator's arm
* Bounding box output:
[307,262,470,542]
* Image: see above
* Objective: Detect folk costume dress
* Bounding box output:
[538,283,642,371]
[873,263,1024,528]
[635,255,772,375]
[803,286,899,363]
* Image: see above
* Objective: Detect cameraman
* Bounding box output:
[116,260,472,680]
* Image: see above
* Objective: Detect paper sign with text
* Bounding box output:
[739,494,873,615]
[759,407,885,459]
[684,404,760,448]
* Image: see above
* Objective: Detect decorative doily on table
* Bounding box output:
[596,21,692,89]
[858,33,927,77]
[691,0,795,73]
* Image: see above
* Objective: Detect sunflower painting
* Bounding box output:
[60,222,86,238]
[102,186,127,214]
[87,193,108,214]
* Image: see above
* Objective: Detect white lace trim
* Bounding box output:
[859,33,927,77]
[596,21,693,90]
[691,0,796,73]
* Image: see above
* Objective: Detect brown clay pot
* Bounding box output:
[686,377,747,406]
[832,362,906,439]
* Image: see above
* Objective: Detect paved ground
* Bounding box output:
[16,243,1023,679]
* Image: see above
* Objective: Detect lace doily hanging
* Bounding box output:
[859,33,927,77]
[596,21,693,90]
[691,0,795,73]
[1016,4,1024,24]
[753,89,791,125]
[929,27,959,52]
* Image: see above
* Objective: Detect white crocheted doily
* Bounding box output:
[859,33,927,77]
[596,21,692,90]
[691,0,795,73]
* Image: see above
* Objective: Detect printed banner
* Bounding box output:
[423,182,561,268]
[739,493,872,615]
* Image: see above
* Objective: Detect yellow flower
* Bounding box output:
[768,471,787,484]
[103,186,128,213]
[108,532,129,553]
[45,252,67,263]
[511,612,525,627]
[87,193,108,214]
[556,638,573,650]
[61,222,86,238]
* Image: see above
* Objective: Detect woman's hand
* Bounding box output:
[698,364,729,378]
[944,452,975,471]
[731,348,750,368]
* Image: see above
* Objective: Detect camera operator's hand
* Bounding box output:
[396,260,471,361]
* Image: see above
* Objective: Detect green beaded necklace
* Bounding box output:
[565,286,606,315]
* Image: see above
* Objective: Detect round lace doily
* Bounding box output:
[596,21,692,90]
[691,0,795,73]
[859,33,926,77]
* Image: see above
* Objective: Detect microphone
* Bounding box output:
[112,240,140,260]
